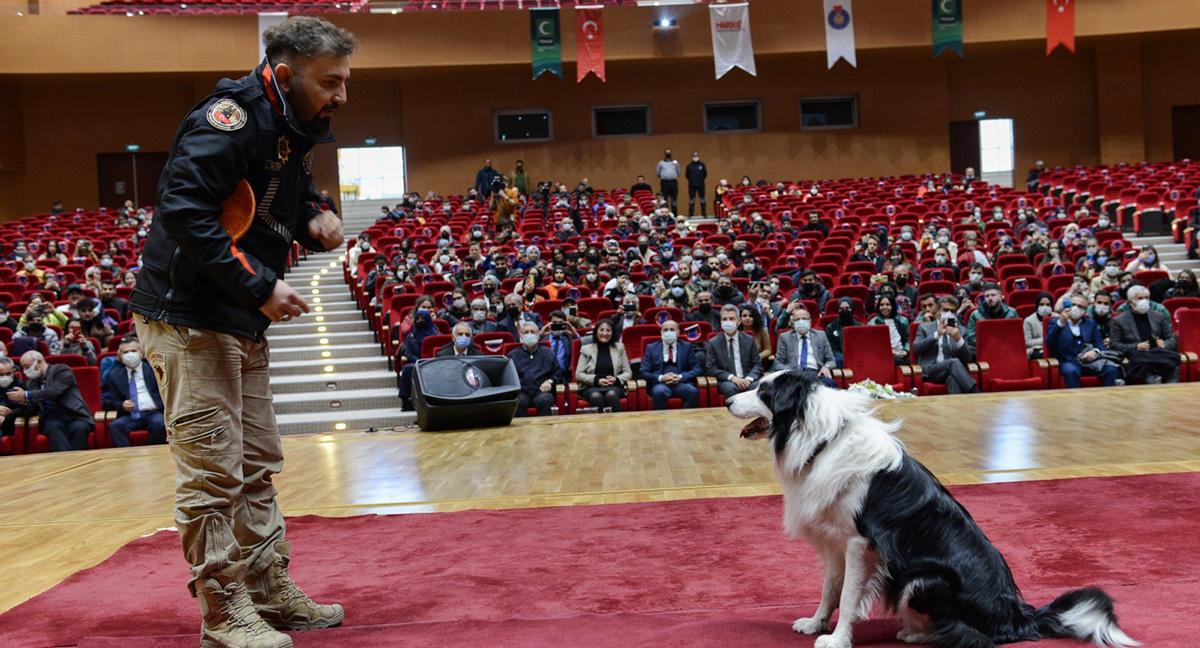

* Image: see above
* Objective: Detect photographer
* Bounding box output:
[489,175,519,224]
[539,310,579,382]
[912,296,979,394]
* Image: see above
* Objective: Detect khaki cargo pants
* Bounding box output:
[136,317,286,596]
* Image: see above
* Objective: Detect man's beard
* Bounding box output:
[303,115,333,138]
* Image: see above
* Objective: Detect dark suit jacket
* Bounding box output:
[497,312,544,339]
[912,321,972,369]
[102,359,165,417]
[612,315,648,342]
[1109,310,1178,354]
[640,340,702,385]
[27,363,93,423]
[1046,317,1108,362]
[0,376,34,431]
[436,343,483,357]
[704,332,764,382]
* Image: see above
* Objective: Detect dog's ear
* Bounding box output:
[769,371,818,457]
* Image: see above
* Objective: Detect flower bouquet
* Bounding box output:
[846,379,915,400]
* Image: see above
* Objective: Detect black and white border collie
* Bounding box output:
[726,370,1137,648]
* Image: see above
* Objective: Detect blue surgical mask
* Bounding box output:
[455,336,471,349]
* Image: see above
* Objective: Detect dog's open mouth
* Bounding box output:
[740,417,770,439]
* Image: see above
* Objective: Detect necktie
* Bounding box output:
[727,337,738,377]
[128,368,141,421]
[800,334,809,369]
[668,344,674,364]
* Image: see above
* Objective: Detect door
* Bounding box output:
[97,152,169,209]
[949,120,981,176]
[1173,105,1200,161]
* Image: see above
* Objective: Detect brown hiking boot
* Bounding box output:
[247,541,344,631]
[196,562,293,648]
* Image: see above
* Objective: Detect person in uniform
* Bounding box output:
[129,17,354,648]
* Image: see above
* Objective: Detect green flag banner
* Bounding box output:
[531,9,563,80]
[933,0,964,58]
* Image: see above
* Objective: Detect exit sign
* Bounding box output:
[126,144,140,152]
[364,138,378,146]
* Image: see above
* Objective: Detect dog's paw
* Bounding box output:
[897,629,934,644]
[792,616,831,635]
[814,634,852,648]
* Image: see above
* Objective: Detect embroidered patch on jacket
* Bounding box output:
[302,150,313,175]
[278,135,292,164]
[206,99,246,131]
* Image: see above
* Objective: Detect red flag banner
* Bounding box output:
[577,6,605,82]
[1047,0,1075,55]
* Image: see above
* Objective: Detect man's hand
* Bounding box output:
[818,366,833,379]
[260,280,310,323]
[0,405,10,417]
[307,210,344,252]
[661,373,679,385]
[733,376,751,390]
[539,380,553,393]
[539,324,552,339]
[122,399,135,412]
[7,387,25,404]
[937,318,947,337]
[1137,341,1151,351]
[1156,338,1166,348]
[1083,350,1100,362]
[946,326,962,341]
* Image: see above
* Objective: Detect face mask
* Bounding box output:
[969,273,983,283]
[1145,254,1156,264]
[935,255,948,264]
[24,262,35,271]
[793,319,811,334]
[838,310,854,324]
[721,320,738,334]
[810,187,818,195]
[692,157,700,162]
[757,296,769,306]
[407,258,418,266]
[520,333,540,348]
[671,287,685,300]
[681,255,692,265]
[661,330,678,345]
[900,231,913,241]
[1096,256,1108,267]
[586,273,597,282]
[697,303,712,314]
[717,285,734,298]
[1069,306,1085,321]
[121,352,142,368]
[455,336,471,349]
[937,236,949,245]
[1094,304,1110,316]
[472,310,487,323]
[744,263,755,272]
[993,213,1004,221]
[1097,219,1109,228]
[506,306,522,319]
[0,375,10,388]
[101,258,113,267]
[23,365,41,381]
[1105,266,1120,278]
[743,180,751,186]
[1132,299,1151,314]
[895,276,909,287]
[28,323,45,335]
[1037,305,1052,318]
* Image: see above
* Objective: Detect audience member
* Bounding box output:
[437,322,483,357]
[1110,286,1180,384]
[774,308,838,388]
[0,357,34,440]
[395,305,441,410]
[912,296,979,394]
[1087,292,1115,345]
[10,351,94,451]
[1165,269,1200,299]
[612,294,645,341]
[640,320,701,410]
[0,303,17,333]
[76,299,115,349]
[102,338,166,447]
[1046,295,1120,388]
[1124,245,1167,274]
[59,319,97,365]
[1024,292,1054,359]
[15,311,62,355]
[965,283,1018,351]
[467,299,500,335]
[98,280,130,321]
[497,293,544,339]
[508,322,560,416]
[706,305,763,401]
[540,310,579,380]
[823,297,861,364]
[1091,256,1123,294]
[738,305,773,365]
[575,320,633,412]
[868,295,910,365]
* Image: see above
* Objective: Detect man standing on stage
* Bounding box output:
[130,17,353,648]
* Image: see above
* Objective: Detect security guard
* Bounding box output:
[130,17,354,648]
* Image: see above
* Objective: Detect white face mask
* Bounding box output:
[1069,306,1085,321]
[23,365,41,381]
[121,351,142,368]
[1094,304,1110,316]
[935,255,948,264]
[793,318,811,334]
[937,236,949,245]
[744,263,755,272]
[0,375,12,388]
[453,298,466,308]
[1037,305,1052,318]
[586,273,597,282]
[1132,299,1151,314]
[1097,218,1109,227]
[1104,266,1120,278]
[472,310,487,323]
[661,330,678,345]
[692,157,700,162]
[900,231,913,241]
[969,273,983,283]
[24,262,35,271]
[721,320,739,334]
[521,333,540,348]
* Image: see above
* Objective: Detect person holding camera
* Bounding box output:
[539,310,578,381]
[912,295,979,394]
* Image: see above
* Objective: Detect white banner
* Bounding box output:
[822,0,857,68]
[258,12,288,63]
[709,3,756,79]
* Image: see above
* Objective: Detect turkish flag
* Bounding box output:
[577,7,605,82]
[1047,0,1074,55]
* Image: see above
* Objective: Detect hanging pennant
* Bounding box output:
[709,3,756,79]
[932,0,963,58]
[576,6,605,82]
[1047,0,1075,55]
[531,8,563,79]
[823,0,857,68]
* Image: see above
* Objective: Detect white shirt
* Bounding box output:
[724,333,743,377]
[662,342,677,364]
[884,320,903,355]
[795,332,819,371]
[935,331,965,364]
[126,365,158,413]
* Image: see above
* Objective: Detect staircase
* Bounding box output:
[267,199,415,436]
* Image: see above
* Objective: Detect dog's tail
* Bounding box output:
[1031,587,1138,646]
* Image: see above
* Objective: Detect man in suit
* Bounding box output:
[685,292,722,332]
[612,294,647,342]
[912,296,980,394]
[0,357,35,440]
[773,308,839,389]
[103,338,166,447]
[466,299,500,336]
[706,305,764,400]
[496,293,544,339]
[507,322,559,416]
[1046,294,1120,388]
[640,320,702,409]
[9,351,94,451]
[1108,286,1180,384]
[437,323,484,357]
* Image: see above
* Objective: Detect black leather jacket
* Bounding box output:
[131,59,333,342]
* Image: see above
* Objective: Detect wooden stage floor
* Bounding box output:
[3,383,1200,614]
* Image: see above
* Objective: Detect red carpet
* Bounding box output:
[4,472,1199,648]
